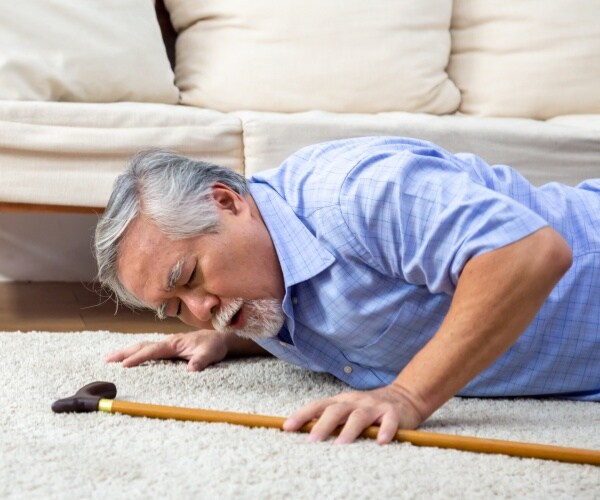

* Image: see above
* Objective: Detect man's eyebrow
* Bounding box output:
[156,303,167,320]
[166,259,184,291]
[155,259,184,319]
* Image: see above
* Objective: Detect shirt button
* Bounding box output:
[343,365,353,374]
[291,296,298,305]
[279,341,288,347]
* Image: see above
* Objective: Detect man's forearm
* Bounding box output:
[392,227,573,420]
[224,333,271,358]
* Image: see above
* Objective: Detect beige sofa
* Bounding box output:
[1,0,599,212]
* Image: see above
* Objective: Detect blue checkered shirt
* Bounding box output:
[249,137,600,400]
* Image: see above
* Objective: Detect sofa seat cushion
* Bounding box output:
[547,115,600,133]
[236,111,600,187]
[165,0,460,114]
[0,102,242,207]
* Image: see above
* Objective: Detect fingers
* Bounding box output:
[186,347,216,372]
[376,411,401,445]
[305,403,354,443]
[285,399,384,444]
[105,342,152,363]
[105,341,176,368]
[334,407,382,444]
[105,331,228,371]
[283,399,330,432]
[284,388,420,445]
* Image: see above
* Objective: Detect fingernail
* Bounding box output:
[377,433,391,445]
[283,418,300,431]
[307,434,321,443]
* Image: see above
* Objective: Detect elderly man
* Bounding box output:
[96,136,599,445]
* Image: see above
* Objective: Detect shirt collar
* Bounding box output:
[249,182,335,290]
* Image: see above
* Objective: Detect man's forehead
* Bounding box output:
[117,218,173,298]
[120,216,164,248]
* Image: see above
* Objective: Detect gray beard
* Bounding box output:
[212,298,285,340]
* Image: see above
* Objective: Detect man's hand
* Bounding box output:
[283,384,424,445]
[105,330,229,372]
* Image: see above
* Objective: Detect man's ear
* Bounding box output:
[212,183,243,214]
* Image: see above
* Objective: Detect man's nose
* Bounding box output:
[182,290,219,324]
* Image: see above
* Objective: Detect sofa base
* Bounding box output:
[0,202,102,214]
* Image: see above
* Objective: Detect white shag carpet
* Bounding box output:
[1,331,598,499]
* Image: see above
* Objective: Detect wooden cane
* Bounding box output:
[52,381,600,466]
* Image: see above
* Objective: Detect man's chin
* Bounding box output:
[214,298,285,341]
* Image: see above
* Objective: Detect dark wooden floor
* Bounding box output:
[0,282,192,333]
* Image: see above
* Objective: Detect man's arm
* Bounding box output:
[225,334,270,358]
[284,226,573,443]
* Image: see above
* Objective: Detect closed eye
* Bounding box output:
[176,300,182,317]
[186,263,197,286]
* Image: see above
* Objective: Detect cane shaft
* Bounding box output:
[107,399,289,429]
[102,399,600,465]
[363,427,600,465]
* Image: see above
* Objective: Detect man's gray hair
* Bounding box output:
[94,150,248,310]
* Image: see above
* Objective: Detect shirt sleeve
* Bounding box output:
[338,145,549,295]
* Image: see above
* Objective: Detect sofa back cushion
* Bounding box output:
[164,0,460,114]
[449,0,600,119]
[0,0,178,103]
